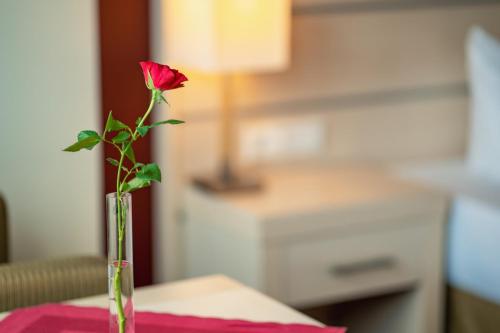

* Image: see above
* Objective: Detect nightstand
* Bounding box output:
[182,164,448,333]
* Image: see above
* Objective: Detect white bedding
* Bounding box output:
[448,196,500,305]
[395,159,500,305]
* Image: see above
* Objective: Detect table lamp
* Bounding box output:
[166,0,291,192]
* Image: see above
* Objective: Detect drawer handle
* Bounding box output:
[329,257,397,277]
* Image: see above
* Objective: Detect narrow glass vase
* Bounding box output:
[107,192,135,333]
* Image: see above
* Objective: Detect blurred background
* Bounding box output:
[1,0,500,332]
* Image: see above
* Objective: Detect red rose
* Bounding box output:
[139,61,188,91]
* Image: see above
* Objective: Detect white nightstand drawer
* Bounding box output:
[185,167,447,333]
[286,223,428,306]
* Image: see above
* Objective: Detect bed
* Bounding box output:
[448,196,500,333]
[397,26,500,333]
[448,26,500,333]
[397,159,500,333]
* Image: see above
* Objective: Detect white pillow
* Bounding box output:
[467,27,500,182]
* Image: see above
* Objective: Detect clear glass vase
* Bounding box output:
[107,192,135,333]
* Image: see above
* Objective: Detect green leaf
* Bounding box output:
[106,157,119,167]
[160,94,169,105]
[77,130,100,142]
[135,119,184,138]
[105,111,129,132]
[106,157,129,172]
[112,131,130,144]
[122,177,150,192]
[63,136,100,152]
[152,119,185,126]
[77,130,101,151]
[63,130,101,152]
[136,163,161,183]
[137,126,149,137]
[132,162,144,171]
[135,117,142,126]
[123,144,136,164]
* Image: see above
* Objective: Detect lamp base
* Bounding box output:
[193,174,262,192]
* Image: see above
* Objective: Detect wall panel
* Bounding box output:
[174,3,500,166]
[0,0,101,261]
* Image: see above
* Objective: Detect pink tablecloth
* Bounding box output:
[0,304,346,333]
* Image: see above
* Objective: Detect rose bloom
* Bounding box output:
[139,61,188,91]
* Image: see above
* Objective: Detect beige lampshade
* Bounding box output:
[165,0,290,73]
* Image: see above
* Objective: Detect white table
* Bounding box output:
[1,275,320,325]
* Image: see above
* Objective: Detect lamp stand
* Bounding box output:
[193,74,261,192]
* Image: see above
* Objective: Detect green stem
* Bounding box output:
[133,91,158,140]
[113,90,157,333]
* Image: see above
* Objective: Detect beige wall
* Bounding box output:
[0,0,101,261]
